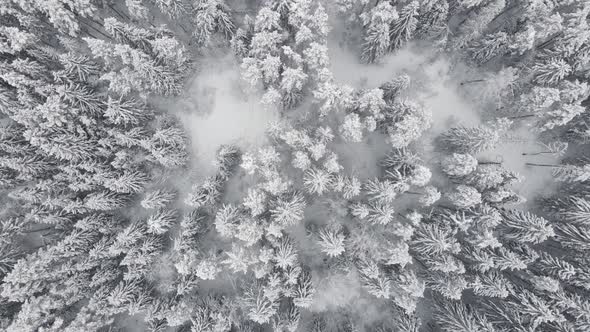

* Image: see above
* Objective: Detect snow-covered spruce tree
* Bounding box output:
[467,31,509,64]
[546,162,590,183]
[440,153,478,177]
[389,1,419,52]
[6,0,97,36]
[303,167,333,195]
[360,1,398,63]
[192,0,235,45]
[316,225,346,258]
[452,0,506,48]
[85,19,189,96]
[293,270,315,309]
[186,146,240,209]
[270,191,306,228]
[357,259,392,299]
[239,0,331,109]
[239,282,279,324]
[384,100,432,149]
[438,120,511,154]
[446,185,482,209]
[141,188,176,210]
[153,0,187,19]
[416,0,449,47]
[498,209,555,244]
[433,297,494,332]
[0,5,196,330]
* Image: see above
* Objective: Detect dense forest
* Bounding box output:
[1,0,590,331]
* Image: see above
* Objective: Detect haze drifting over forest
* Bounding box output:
[1,0,590,331]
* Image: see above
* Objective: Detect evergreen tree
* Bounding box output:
[360,2,398,63]
[454,0,506,48]
[8,0,97,36]
[499,209,555,244]
[317,226,346,257]
[439,121,508,154]
[240,282,279,324]
[389,1,419,52]
[192,0,235,45]
[270,192,306,227]
[440,153,478,177]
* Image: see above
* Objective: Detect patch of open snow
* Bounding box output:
[177,54,279,175]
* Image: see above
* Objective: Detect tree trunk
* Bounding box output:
[507,114,535,119]
[525,163,560,167]
[460,79,486,85]
[478,161,502,165]
[178,23,189,34]
[412,257,427,269]
[435,203,457,210]
[82,29,102,40]
[24,227,52,234]
[84,16,105,28]
[490,3,519,24]
[536,32,563,50]
[457,6,479,26]
[109,5,131,21]
[39,40,55,49]
[81,21,111,40]
[522,151,552,156]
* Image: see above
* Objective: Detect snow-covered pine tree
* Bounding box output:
[389,1,419,52]
[192,0,235,45]
[360,2,398,63]
[438,121,508,154]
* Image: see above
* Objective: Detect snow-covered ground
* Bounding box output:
[177,53,279,175]
[328,40,481,131]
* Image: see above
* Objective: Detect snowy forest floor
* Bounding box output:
[176,27,555,218]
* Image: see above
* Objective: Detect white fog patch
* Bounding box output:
[310,270,391,327]
[328,41,481,133]
[328,41,426,88]
[310,270,362,312]
[418,58,481,133]
[479,126,559,203]
[177,54,279,175]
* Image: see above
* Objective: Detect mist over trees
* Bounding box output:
[1,0,590,331]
